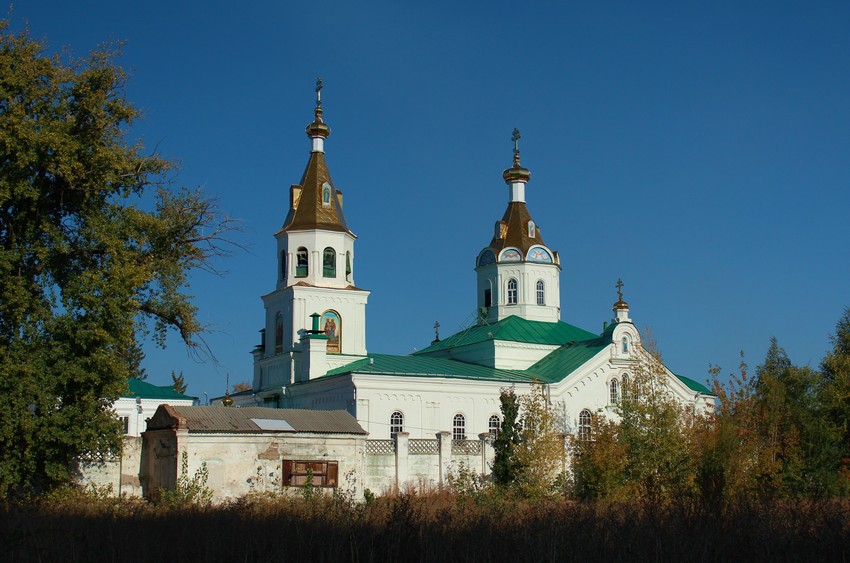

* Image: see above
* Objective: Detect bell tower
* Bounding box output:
[475,129,561,324]
[253,79,370,394]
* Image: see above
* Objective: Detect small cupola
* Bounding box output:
[305,77,331,152]
[612,278,631,323]
[502,128,531,202]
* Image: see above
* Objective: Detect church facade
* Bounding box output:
[235,85,714,442]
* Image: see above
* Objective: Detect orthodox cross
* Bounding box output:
[511,128,521,165]
[616,278,624,301]
[433,320,440,342]
[315,76,323,107]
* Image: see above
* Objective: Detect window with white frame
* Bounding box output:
[536,280,545,305]
[507,278,518,305]
[610,379,619,405]
[578,409,592,441]
[488,415,500,438]
[622,373,629,399]
[453,413,466,440]
[390,411,404,438]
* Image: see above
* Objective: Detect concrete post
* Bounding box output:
[395,432,409,486]
[437,431,451,485]
[478,433,492,475]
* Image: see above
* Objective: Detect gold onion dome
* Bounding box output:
[503,127,531,183]
[305,77,331,139]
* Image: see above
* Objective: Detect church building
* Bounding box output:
[234,83,713,441]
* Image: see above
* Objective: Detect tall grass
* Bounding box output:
[2,490,849,562]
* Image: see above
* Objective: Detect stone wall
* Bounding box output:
[362,432,494,493]
[77,436,143,496]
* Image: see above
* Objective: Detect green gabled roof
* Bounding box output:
[125,378,197,401]
[674,374,712,395]
[326,353,535,383]
[526,337,609,383]
[414,316,598,356]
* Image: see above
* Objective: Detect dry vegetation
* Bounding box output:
[3,490,849,562]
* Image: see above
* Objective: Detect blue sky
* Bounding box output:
[12,1,850,399]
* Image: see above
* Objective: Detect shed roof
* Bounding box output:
[146,405,366,434]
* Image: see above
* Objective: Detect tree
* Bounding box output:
[171,370,187,394]
[820,307,850,490]
[492,386,521,487]
[232,381,251,393]
[0,21,235,497]
[513,382,564,497]
[613,348,696,503]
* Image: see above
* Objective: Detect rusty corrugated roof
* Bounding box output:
[148,405,366,434]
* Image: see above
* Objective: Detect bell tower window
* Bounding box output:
[484,288,492,308]
[323,247,336,278]
[507,279,518,305]
[536,280,545,305]
[296,247,308,277]
[280,250,286,281]
[274,312,283,354]
[345,252,352,281]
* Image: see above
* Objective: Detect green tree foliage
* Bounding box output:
[171,370,187,394]
[753,338,842,497]
[514,383,564,497]
[572,347,700,503]
[492,386,521,487]
[0,21,234,498]
[820,308,850,482]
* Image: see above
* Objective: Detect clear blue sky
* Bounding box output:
[12,1,850,399]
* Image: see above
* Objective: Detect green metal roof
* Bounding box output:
[125,378,197,401]
[674,374,712,395]
[526,338,609,383]
[327,353,535,383]
[414,316,598,356]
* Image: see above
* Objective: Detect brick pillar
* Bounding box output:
[395,432,409,486]
[436,431,451,485]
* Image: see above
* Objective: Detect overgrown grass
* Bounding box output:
[2,490,849,562]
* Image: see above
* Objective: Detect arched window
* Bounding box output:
[274,312,283,354]
[390,411,404,438]
[536,280,545,305]
[323,247,336,278]
[280,250,286,280]
[578,409,592,441]
[622,374,629,399]
[296,247,308,277]
[528,220,536,238]
[345,252,352,281]
[622,336,629,354]
[610,379,619,405]
[507,278,518,305]
[452,414,466,440]
[488,415,500,438]
[484,288,492,308]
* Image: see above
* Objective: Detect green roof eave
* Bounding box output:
[674,374,713,395]
[414,316,599,356]
[327,353,535,383]
[526,338,609,384]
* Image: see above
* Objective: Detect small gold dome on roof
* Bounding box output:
[613,278,629,310]
[503,128,531,183]
[306,77,331,139]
